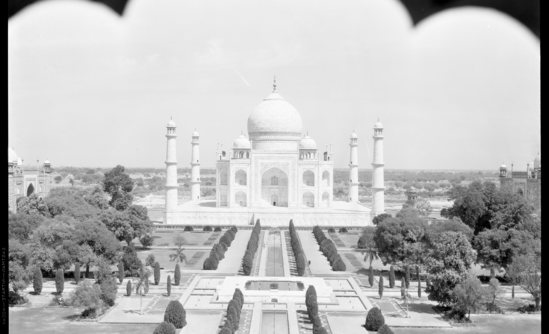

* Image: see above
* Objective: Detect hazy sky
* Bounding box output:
[8,0,540,170]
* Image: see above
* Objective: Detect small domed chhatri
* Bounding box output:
[299,135,317,150]
[233,134,251,149]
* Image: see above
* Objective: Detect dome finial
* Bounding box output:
[272,75,277,92]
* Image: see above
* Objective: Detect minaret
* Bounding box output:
[349,131,359,202]
[371,119,385,217]
[191,129,201,201]
[165,118,178,224]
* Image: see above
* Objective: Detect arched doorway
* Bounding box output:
[235,191,247,207]
[235,170,247,186]
[303,170,315,186]
[303,192,315,207]
[262,168,288,207]
[26,183,35,196]
[322,171,330,186]
[322,192,329,207]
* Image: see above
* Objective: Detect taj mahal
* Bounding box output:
[164,81,385,226]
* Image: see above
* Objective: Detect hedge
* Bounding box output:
[214,227,222,232]
[365,307,385,331]
[203,226,213,232]
[164,300,187,329]
[306,285,320,324]
[183,226,194,231]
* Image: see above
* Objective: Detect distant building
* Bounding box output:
[8,147,54,213]
[499,153,541,212]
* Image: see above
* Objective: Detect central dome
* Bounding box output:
[247,92,303,140]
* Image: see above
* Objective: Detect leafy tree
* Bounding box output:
[140,234,154,248]
[414,198,432,217]
[426,218,473,244]
[372,213,392,226]
[374,216,427,267]
[99,277,118,307]
[29,241,56,273]
[9,212,44,240]
[485,278,502,313]
[99,209,134,244]
[73,219,121,268]
[103,165,134,211]
[452,275,484,320]
[424,232,476,306]
[8,239,31,294]
[68,280,103,317]
[122,245,142,277]
[16,194,51,217]
[164,300,187,329]
[145,254,156,267]
[405,266,411,289]
[33,268,44,295]
[511,254,541,309]
[359,227,379,269]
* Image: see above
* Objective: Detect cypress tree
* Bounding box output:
[416,265,421,298]
[126,280,132,296]
[167,275,172,296]
[55,269,64,295]
[368,266,374,287]
[400,278,406,298]
[404,266,410,289]
[378,274,384,299]
[388,265,395,288]
[144,277,150,294]
[118,262,125,284]
[33,267,43,295]
[154,262,161,285]
[174,263,181,285]
[74,264,81,284]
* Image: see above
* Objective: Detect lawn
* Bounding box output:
[149,230,220,247]
[137,249,208,270]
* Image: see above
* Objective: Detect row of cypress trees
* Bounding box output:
[312,226,346,271]
[219,289,245,334]
[288,220,307,276]
[305,285,328,334]
[204,226,238,270]
[242,220,262,275]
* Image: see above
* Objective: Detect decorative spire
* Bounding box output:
[272,75,277,92]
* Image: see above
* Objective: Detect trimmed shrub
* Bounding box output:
[74,264,81,284]
[122,245,143,277]
[306,285,319,323]
[183,226,194,231]
[418,276,422,298]
[174,264,181,285]
[338,227,348,233]
[214,227,222,232]
[328,227,335,233]
[126,280,132,296]
[377,324,394,334]
[164,300,187,329]
[241,221,261,275]
[33,267,43,295]
[167,275,172,296]
[379,275,384,298]
[118,262,125,283]
[203,256,219,270]
[154,262,161,285]
[296,252,307,276]
[153,321,176,334]
[389,266,395,288]
[233,288,244,309]
[203,226,213,232]
[55,269,64,295]
[369,266,374,287]
[365,307,385,331]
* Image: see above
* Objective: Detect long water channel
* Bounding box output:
[265,230,285,277]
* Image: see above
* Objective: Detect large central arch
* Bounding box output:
[261,167,288,207]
